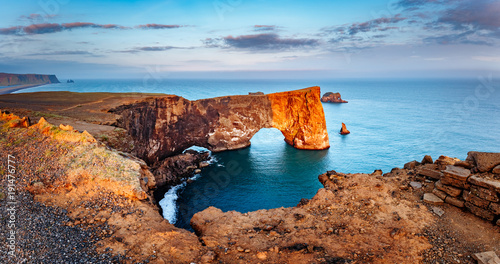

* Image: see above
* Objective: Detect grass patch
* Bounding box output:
[32,111,65,119]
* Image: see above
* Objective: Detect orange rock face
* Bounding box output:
[268,86,330,150]
[340,122,350,135]
[113,87,330,163]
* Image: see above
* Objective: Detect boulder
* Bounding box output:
[340,123,350,135]
[421,155,433,165]
[321,92,347,103]
[435,155,460,170]
[466,151,500,173]
[492,164,500,174]
[404,160,420,170]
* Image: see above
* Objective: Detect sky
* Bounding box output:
[0,0,499,79]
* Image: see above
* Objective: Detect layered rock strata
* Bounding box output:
[415,152,500,224]
[111,86,330,164]
[0,72,60,86]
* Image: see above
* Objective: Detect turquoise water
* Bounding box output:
[17,78,500,229]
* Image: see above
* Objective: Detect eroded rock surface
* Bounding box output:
[321,92,347,103]
[112,87,330,164]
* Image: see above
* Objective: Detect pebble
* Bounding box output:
[256,252,267,260]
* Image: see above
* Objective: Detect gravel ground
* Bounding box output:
[0,192,123,264]
[0,124,124,263]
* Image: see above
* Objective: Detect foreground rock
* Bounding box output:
[321,92,348,103]
[0,112,205,263]
[111,86,330,164]
[2,111,500,263]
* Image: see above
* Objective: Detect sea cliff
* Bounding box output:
[0,72,60,86]
[111,86,330,164]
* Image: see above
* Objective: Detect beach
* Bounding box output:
[0,83,51,95]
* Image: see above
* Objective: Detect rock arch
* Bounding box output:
[112,86,330,164]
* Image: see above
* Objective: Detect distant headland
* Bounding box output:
[0,72,60,95]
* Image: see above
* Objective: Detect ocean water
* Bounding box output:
[17,78,500,230]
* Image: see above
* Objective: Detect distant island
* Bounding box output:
[0,72,60,94]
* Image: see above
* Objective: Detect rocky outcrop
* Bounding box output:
[321,92,347,103]
[340,122,350,135]
[152,150,210,187]
[466,151,500,173]
[415,152,500,224]
[0,72,60,86]
[112,87,330,164]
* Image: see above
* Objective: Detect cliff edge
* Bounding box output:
[111,86,330,164]
[0,72,60,86]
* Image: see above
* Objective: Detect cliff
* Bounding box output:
[321,92,347,103]
[111,86,330,164]
[0,72,60,86]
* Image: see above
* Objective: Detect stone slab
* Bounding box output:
[431,206,445,217]
[470,185,500,203]
[441,176,470,189]
[489,202,500,215]
[463,191,491,209]
[410,181,422,189]
[418,168,443,180]
[472,251,500,264]
[432,188,448,200]
[443,165,471,180]
[423,193,444,205]
[468,175,500,192]
[435,180,462,197]
[465,202,495,221]
[445,196,465,208]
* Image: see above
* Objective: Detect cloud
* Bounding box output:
[253,25,276,31]
[472,56,500,62]
[28,50,96,56]
[393,0,450,9]
[136,24,182,29]
[423,31,493,45]
[118,46,188,53]
[0,26,23,35]
[347,14,407,35]
[220,33,319,50]
[437,0,500,31]
[0,22,129,35]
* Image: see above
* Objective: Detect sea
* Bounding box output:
[16,78,500,230]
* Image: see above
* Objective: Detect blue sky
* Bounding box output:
[0,0,499,79]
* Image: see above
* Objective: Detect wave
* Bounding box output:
[159,173,201,224]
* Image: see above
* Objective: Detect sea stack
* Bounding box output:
[321,92,348,103]
[340,123,350,135]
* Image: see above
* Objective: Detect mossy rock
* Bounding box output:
[0,191,5,201]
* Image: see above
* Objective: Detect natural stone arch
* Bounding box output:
[112,86,330,165]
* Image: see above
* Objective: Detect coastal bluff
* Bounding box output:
[111,86,330,164]
[0,72,60,86]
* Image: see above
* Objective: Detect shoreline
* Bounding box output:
[0,83,51,95]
